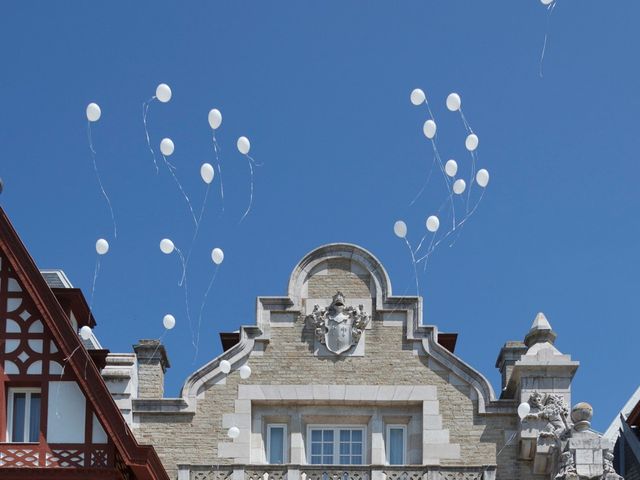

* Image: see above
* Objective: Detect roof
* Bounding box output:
[0,206,169,480]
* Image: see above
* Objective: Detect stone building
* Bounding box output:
[102,243,623,480]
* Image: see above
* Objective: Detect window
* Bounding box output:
[386,425,406,465]
[267,424,287,464]
[308,426,365,465]
[7,388,41,443]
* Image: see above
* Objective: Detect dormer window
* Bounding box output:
[7,388,41,443]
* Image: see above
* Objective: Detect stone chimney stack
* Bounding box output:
[133,339,170,399]
[495,341,528,398]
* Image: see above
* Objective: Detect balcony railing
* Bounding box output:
[186,465,496,480]
[0,443,115,468]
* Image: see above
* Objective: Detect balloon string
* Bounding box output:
[87,122,117,239]
[430,138,456,230]
[194,264,220,363]
[88,255,101,314]
[415,188,487,264]
[212,132,224,214]
[403,237,420,296]
[449,187,486,248]
[174,246,195,354]
[239,154,260,224]
[497,431,518,457]
[182,184,211,285]
[146,329,168,366]
[458,108,473,134]
[142,96,159,174]
[539,2,557,78]
[409,150,437,207]
[162,154,198,227]
[466,150,477,213]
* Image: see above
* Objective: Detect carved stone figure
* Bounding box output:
[554,450,578,480]
[602,450,623,480]
[307,291,370,355]
[524,392,570,439]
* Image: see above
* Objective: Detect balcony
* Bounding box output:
[184,465,497,480]
[0,443,115,468]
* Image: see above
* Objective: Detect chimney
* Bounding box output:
[495,340,528,398]
[133,340,170,399]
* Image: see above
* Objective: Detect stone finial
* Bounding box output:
[524,312,557,347]
[571,402,593,432]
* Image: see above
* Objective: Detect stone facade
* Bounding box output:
[101,243,620,480]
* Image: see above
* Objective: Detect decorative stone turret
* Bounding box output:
[133,339,170,399]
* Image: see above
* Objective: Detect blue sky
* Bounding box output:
[1,1,638,431]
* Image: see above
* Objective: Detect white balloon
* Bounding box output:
[446,93,461,112]
[211,247,224,265]
[393,220,407,239]
[208,109,222,130]
[410,88,426,106]
[426,215,440,233]
[163,314,176,330]
[423,119,437,139]
[237,136,251,155]
[465,133,479,152]
[201,163,215,184]
[160,138,175,156]
[79,325,93,340]
[476,169,490,188]
[227,426,240,439]
[445,159,458,177]
[160,238,175,255]
[453,179,466,195]
[220,359,231,374]
[95,238,109,255]
[86,103,101,122]
[541,0,554,5]
[156,83,172,103]
[239,365,252,379]
[518,402,531,420]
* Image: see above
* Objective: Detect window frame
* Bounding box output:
[266,423,288,464]
[306,424,367,465]
[385,424,407,465]
[6,387,41,443]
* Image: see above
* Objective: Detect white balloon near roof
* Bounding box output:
[423,120,437,139]
[237,136,251,155]
[446,93,461,112]
[453,179,466,195]
[393,220,407,239]
[160,238,175,255]
[410,88,426,106]
[426,215,440,233]
[476,169,490,188]
[156,83,172,103]
[227,426,240,439]
[201,163,215,184]
[95,239,109,255]
[208,109,222,130]
[239,365,252,380]
[518,402,531,420]
[465,133,479,152]
[220,360,231,374]
[445,159,458,177]
[79,325,93,340]
[160,138,175,156]
[163,314,176,330]
[86,103,101,122]
[211,248,224,265]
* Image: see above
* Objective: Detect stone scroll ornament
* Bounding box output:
[523,392,623,480]
[307,292,370,355]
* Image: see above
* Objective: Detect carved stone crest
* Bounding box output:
[307,292,370,355]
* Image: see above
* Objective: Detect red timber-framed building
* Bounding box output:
[0,207,169,480]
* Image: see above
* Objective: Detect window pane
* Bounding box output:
[269,427,284,464]
[353,443,362,455]
[312,430,322,442]
[389,428,404,465]
[340,455,350,464]
[352,430,362,442]
[340,442,350,455]
[352,455,363,465]
[28,394,40,443]
[12,393,26,442]
[311,455,322,465]
[312,443,322,455]
[323,430,333,442]
[340,430,350,442]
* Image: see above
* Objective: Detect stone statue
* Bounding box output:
[554,450,578,480]
[524,392,570,439]
[602,450,623,480]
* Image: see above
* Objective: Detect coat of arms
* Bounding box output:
[307,292,370,355]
